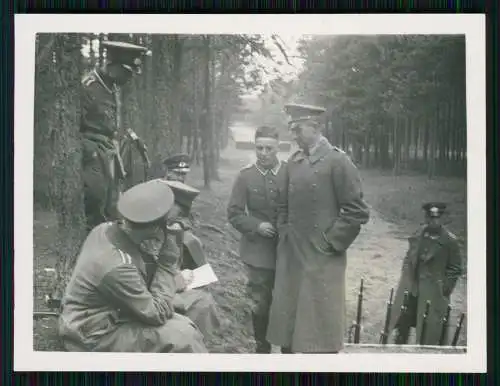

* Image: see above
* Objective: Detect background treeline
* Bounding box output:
[250,35,467,178]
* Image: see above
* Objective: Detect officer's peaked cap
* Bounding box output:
[165,180,200,212]
[422,202,447,217]
[255,125,279,140]
[117,179,174,224]
[284,103,326,125]
[102,40,151,74]
[163,153,191,173]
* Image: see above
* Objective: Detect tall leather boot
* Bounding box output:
[252,313,271,353]
[394,325,411,345]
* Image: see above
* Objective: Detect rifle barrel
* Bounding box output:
[439,304,452,346]
[395,290,410,345]
[353,279,364,343]
[379,288,394,345]
[419,300,431,345]
[451,313,465,346]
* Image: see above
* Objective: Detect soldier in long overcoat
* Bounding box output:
[388,202,463,345]
[266,104,370,353]
[59,179,207,352]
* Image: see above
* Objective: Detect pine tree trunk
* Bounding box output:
[423,115,429,164]
[427,106,438,179]
[49,33,86,299]
[34,33,57,209]
[209,50,220,181]
[412,116,419,167]
[201,36,211,188]
[404,115,411,170]
[392,115,400,176]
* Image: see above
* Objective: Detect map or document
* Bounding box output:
[186,264,219,290]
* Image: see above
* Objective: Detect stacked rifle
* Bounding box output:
[347,279,466,346]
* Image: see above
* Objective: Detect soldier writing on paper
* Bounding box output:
[160,180,224,341]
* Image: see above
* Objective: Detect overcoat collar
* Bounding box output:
[291,136,332,164]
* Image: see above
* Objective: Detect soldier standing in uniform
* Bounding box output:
[227,126,288,353]
[266,103,370,354]
[58,179,207,352]
[80,40,150,232]
[388,202,463,345]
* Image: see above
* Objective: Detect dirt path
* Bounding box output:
[33,140,467,352]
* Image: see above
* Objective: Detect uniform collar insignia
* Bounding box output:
[255,160,281,176]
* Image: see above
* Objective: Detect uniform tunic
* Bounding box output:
[227,161,287,351]
[388,226,463,345]
[80,70,125,230]
[266,136,370,353]
[59,222,207,352]
[227,161,287,270]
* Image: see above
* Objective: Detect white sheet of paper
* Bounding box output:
[186,264,218,290]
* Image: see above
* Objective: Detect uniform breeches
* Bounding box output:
[173,290,222,341]
[83,163,119,231]
[244,264,275,352]
[62,313,208,353]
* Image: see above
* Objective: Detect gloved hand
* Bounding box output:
[157,230,182,268]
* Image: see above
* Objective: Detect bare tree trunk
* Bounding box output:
[201,35,211,188]
[209,50,220,181]
[423,114,430,165]
[413,116,419,167]
[427,106,438,179]
[49,33,86,300]
[362,133,369,169]
[404,115,411,170]
[171,35,184,150]
[392,115,400,176]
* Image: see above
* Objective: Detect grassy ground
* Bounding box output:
[33,143,468,352]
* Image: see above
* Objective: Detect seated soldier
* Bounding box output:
[161,179,223,341]
[163,153,191,183]
[58,179,208,352]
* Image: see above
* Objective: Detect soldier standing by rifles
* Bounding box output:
[80,40,150,232]
[388,202,463,345]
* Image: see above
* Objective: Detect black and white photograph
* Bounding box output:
[14,14,486,372]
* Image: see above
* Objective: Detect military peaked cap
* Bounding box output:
[422,202,447,218]
[255,125,279,140]
[163,153,191,173]
[102,40,151,74]
[183,232,206,267]
[165,180,200,212]
[117,179,174,224]
[284,103,326,125]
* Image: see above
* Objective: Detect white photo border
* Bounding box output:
[14,13,487,373]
